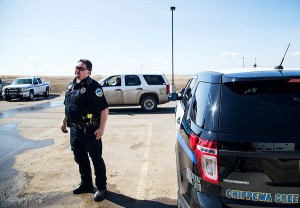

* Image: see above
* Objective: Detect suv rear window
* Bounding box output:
[189,82,220,131]
[143,75,165,85]
[220,79,300,133]
[125,75,141,86]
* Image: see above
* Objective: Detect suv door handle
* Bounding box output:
[136,88,143,90]
[177,117,181,124]
[115,89,122,91]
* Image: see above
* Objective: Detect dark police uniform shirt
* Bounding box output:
[64,77,108,124]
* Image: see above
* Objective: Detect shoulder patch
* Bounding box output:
[95,88,103,97]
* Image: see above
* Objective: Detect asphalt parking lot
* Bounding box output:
[0,95,178,208]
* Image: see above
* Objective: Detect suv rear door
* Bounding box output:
[123,75,143,104]
[219,77,300,207]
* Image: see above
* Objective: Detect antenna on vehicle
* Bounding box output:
[275,43,290,71]
[253,58,257,68]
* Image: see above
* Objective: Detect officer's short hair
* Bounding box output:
[78,59,92,72]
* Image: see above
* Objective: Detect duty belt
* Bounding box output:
[72,122,91,129]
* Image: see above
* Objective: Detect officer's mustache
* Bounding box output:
[75,70,80,76]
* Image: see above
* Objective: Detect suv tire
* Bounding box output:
[141,96,157,112]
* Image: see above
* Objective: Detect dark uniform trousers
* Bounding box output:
[70,125,107,190]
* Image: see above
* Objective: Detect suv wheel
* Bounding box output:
[141,96,157,112]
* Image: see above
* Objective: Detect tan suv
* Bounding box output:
[99,74,170,111]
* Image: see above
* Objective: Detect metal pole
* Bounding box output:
[171,7,175,86]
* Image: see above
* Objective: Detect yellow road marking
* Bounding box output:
[136,122,152,199]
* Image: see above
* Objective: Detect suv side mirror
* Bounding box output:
[177,88,185,100]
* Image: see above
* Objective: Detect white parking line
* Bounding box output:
[136,122,152,199]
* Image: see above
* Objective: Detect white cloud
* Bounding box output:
[28,56,41,60]
[106,54,126,60]
[221,51,241,57]
[0,56,8,60]
[292,51,300,58]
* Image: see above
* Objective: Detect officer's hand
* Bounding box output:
[61,123,68,133]
[94,128,104,140]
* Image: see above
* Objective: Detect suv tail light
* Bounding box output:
[189,132,219,185]
[166,85,170,95]
[166,84,170,94]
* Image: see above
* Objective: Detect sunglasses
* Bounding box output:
[75,66,87,71]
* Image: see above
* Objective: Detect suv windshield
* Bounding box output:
[220,79,300,133]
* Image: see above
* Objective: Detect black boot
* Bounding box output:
[73,183,94,194]
[94,188,108,202]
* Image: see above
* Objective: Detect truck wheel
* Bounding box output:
[28,90,34,101]
[141,96,157,112]
[44,87,49,97]
[5,97,11,102]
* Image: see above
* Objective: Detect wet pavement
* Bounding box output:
[0,122,54,208]
[0,99,62,207]
[0,100,63,119]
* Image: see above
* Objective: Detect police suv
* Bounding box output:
[99,74,170,112]
[175,68,300,207]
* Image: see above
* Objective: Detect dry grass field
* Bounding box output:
[1,74,191,94]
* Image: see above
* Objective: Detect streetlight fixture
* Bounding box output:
[169,6,177,101]
[170,6,175,86]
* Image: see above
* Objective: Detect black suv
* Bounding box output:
[175,69,300,208]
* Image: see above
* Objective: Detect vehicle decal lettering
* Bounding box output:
[177,133,196,164]
[186,168,201,191]
[226,189,299,203]
[226,189,272,202]
[275,193,299,203]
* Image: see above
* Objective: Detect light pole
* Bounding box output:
[170,6,175,86]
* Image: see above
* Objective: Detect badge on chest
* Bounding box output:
[80,87,86,94]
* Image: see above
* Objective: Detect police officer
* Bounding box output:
[61,59,109,202]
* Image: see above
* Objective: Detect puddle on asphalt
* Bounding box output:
[0,100,63,119]
[0,121,54,207]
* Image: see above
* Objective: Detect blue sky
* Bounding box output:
[0,0,300,76]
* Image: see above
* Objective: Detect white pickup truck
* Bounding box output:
[0,78,10,96]
[2,77,50,101]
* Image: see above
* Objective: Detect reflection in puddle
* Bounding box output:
[0,121,54,206]
[0,100,63,119]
